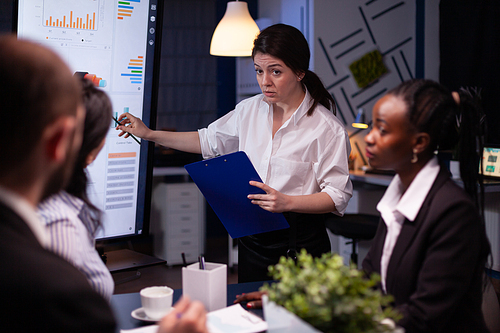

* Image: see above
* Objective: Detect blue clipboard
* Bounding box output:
[184,151,289,238]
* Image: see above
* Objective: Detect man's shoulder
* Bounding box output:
[0,204,116,332]
[0,201,94,290]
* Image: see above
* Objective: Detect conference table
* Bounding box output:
[111,281,266,332]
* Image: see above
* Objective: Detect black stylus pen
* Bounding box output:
[112,115,141,144]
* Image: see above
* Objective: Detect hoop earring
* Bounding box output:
[411,150,418,164]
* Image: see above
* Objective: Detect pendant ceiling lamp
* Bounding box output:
[210,1,260,57]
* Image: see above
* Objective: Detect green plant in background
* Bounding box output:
[349,49,388,88]
[261,250,401,333]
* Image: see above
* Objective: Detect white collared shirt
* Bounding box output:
[377,156,440,293]
[198,90,353,215]
[0,186,48,247]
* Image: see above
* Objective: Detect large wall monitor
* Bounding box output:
[16,0,162,240]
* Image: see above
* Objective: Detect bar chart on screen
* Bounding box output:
[117,0,141,20]
[18,0,163,242]
[42,0,99,30]
[121,56,144,85]
[18,0,114,51]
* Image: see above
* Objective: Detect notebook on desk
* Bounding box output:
[184,151,289,239]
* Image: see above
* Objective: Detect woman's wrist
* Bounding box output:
[142,128,156,142]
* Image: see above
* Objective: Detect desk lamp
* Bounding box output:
[350,108,371,168]
[352,108,369,129]
[350,108,371,139]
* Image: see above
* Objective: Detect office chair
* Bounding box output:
[325,213,380,266]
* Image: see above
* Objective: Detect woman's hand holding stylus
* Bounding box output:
[116,112,152,140]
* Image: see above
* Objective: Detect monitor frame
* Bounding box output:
[12,0,163,244]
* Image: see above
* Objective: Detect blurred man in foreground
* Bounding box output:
[0,35,207,333]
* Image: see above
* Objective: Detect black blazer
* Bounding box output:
[0,201,116,333]
[363,166,490,333]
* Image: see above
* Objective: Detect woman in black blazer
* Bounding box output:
[362,79,491,333]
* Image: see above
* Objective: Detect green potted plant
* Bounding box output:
[260,250,401,333]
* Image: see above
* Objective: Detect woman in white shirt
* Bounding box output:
[362,79,490,332]
[38,77,114,301]
[116,24,352,282]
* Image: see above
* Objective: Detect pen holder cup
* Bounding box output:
[182,262,227,312]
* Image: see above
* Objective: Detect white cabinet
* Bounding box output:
[151,182,205,266]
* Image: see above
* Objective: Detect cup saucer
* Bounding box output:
[131,307,173,322]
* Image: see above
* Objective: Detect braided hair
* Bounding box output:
[388,79,486,214]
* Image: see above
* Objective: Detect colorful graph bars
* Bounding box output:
[117,0,141,20]
[121,56,143,84]
[44,11,97,30]
[112,107,130,128]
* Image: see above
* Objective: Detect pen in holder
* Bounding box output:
[198,255,206,270]
[182,262,227,312]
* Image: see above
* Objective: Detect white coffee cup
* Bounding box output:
[140,286,174,320]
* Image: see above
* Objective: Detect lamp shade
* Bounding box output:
[210,1,260,57]
[352,108,369,129]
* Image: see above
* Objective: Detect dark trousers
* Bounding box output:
[237,212,331,283]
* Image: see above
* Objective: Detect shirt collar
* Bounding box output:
[0,185,49,247]
[260,88,311,127]
[291,89,312,125]
[58,191,84,214]
[377,156,440,222]
[58,191,98,234]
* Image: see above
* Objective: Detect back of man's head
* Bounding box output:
[0,35,81,175]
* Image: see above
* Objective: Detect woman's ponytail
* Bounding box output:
[302,70,336,116]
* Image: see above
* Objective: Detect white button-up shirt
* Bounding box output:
[377,156,440,292]
[198,90,353,215]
